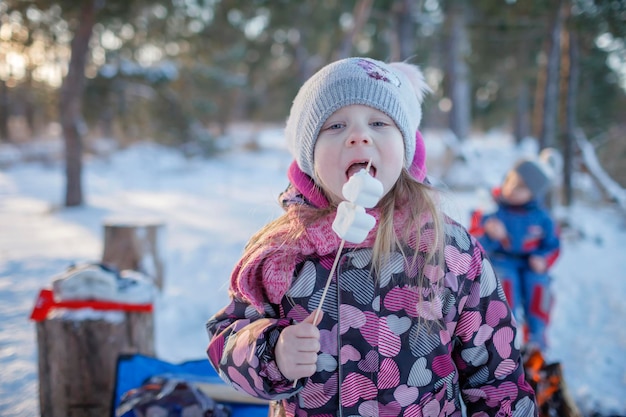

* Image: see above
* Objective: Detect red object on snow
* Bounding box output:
[29,288,153,322]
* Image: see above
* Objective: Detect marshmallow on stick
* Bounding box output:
[332,166,384,243]
[292,162,383,388]
[341,168,384,208]
[332,202,375,244]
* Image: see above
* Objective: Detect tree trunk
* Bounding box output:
[0,80,9,142]
[390,0,417,62]
[291,4,315,86]
[445,2,471,141]
[532,36,548,140]
[514,83,531,144]
[539,2,565,150]
[513,41,531,144]
[334,0,374,60]
[60,0,98,207]
[37,311,154,417]
[564,30,579,207]
[102,219,166,290]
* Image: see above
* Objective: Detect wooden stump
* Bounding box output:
[36,310,154,417]
[35,218,164,416]
[101,218,165,290]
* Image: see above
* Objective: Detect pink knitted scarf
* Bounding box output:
[231,130,429,311]
[230,205,417,311]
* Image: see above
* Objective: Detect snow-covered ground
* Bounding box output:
[1,128,625,417]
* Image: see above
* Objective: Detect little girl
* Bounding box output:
[206,57,538,416]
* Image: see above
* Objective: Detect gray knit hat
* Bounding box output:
[514,159,552,199]
[285,57,421,179]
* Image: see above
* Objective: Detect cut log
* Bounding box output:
[101,218,165,290]
[34,217,163,416]
[36,309,154,417]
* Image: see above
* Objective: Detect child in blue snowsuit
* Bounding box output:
[470,159,560,351]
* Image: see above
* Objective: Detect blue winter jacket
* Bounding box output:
[472,199,560,267]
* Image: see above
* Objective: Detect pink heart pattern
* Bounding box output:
[339,303,366,334]
[319,325,338,355]
[474,323,494,346]
[358,349,379,372]
[493,327,514,359]
[341,373,377,407]
[206,213,536,416]
[300,380,332,409]
[444,245,472,276]
[378,319,401,357]
[378,357,400,389]
[423,264,445,284]
[357,400,402,417]
[486,300,509,327]
[394,384,420,407]
[340,345,361,364]
[360,311,381,347]
[495,358,517,379]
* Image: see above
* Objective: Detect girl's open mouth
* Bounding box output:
[346,161,376,178]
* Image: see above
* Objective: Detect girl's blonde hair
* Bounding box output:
[244,169,446,291]
[371,171,445,284]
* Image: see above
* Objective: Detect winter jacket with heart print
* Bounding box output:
[205,203,538,417]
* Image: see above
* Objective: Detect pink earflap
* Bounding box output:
[409,130,427,182]
[287,161,330,208]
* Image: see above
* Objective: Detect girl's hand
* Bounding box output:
[275,311,323,381]
[529,255,547,273]
[484,218,507,241]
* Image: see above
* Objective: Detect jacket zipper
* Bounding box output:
[336,252,345,417]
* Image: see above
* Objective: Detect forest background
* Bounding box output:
[1,0,625,207]
[1,1,626,416]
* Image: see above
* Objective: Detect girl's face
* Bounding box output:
[313,104,405,204]
[501,170,532,205]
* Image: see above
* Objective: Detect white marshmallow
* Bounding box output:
[342,169,384,208]
[332,201,376,244]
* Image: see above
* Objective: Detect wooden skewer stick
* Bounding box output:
[292,159,373,388]
[313,239,344,323]
[313,159,373,322]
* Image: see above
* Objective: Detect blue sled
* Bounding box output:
[112,354,269,417]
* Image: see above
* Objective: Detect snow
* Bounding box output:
[1,127,625,417]
[47,309,127,323]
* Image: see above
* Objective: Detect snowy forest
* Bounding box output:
[1,1,626,417]
[1,0,625,205]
